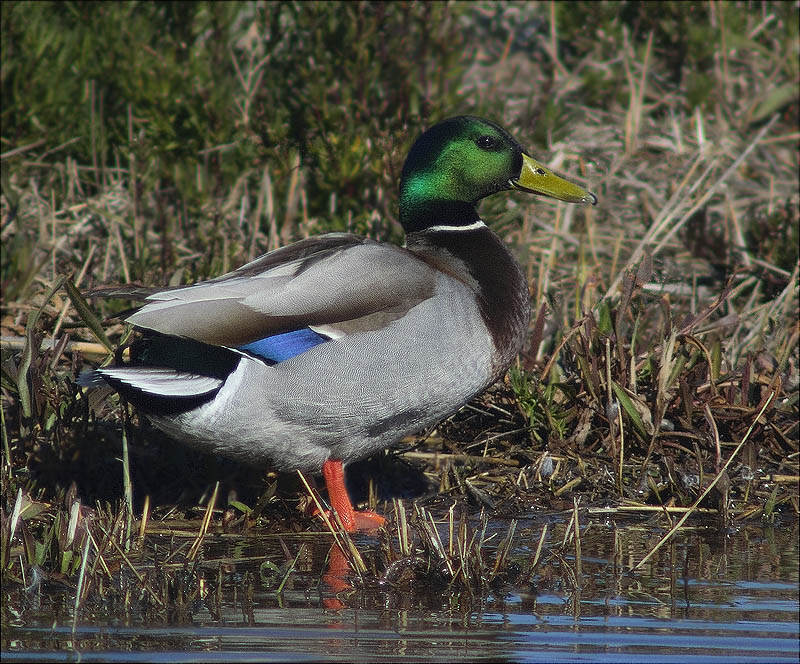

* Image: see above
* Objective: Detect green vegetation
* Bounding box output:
[1,0,798,622]
[2,0,467,281]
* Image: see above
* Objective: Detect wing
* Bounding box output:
[121,233,437,346]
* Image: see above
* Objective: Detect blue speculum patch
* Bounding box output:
[238,328,329,363]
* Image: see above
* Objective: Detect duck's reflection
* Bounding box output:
[321,542,352,610]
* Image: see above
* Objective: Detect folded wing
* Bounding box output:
[107,233,436,347]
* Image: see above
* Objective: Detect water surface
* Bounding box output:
[3,515,798,662]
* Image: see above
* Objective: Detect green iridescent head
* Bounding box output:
[399,116,596,232]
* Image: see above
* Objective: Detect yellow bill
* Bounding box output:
[511,153,597,205]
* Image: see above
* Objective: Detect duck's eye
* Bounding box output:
[476,135,499,151]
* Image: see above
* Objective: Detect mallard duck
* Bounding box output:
[78,116,596,531]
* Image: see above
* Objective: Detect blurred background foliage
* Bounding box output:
[2,0,797,287]
[2,1,469,264]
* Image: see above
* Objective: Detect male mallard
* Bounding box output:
[79,116,596,531]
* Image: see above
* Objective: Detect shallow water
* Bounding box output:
[3,515,798,662]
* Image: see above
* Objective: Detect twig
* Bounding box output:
[187,482,218,561]
[632,387,777,571]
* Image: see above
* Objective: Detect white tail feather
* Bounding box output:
[81,367,223,397]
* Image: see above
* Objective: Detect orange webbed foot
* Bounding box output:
[319,459,386,533]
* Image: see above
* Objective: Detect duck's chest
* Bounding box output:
[407,227,531,377]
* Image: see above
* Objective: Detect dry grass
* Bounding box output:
[1,1,798,619]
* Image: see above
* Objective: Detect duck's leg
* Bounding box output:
[322,459,386,532]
